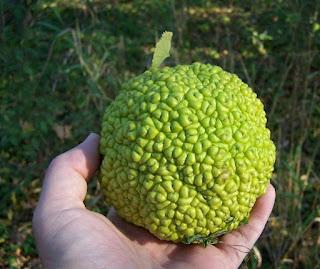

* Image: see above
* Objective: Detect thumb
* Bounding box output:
[37,133,101,212]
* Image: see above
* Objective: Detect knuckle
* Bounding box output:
[49,153,69,169]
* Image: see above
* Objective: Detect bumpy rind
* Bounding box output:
[100,63,276,243]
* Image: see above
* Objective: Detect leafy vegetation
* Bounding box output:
[1,0,319,268]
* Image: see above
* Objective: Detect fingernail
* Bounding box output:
[83,133,100,143]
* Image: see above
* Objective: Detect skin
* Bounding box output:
[32,133,276,269]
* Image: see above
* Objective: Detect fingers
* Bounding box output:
[218,184,276,268]
[37,133,101,211]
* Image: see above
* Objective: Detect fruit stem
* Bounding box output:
[151,31,173,69]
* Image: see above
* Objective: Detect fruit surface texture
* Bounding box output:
[100,62,276,243]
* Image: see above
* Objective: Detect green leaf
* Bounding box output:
[151,31,173,69]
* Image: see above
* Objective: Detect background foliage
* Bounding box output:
[1,0,320,268]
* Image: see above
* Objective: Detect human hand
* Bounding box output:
[33,133,276,269]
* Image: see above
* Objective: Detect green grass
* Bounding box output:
[1,0,320,268]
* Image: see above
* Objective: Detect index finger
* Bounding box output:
[218,184,276,268]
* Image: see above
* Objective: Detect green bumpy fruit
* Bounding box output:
[100,63,276,244]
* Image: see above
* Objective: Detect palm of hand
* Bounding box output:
[33,134,275,269]
[36,207,232,268]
